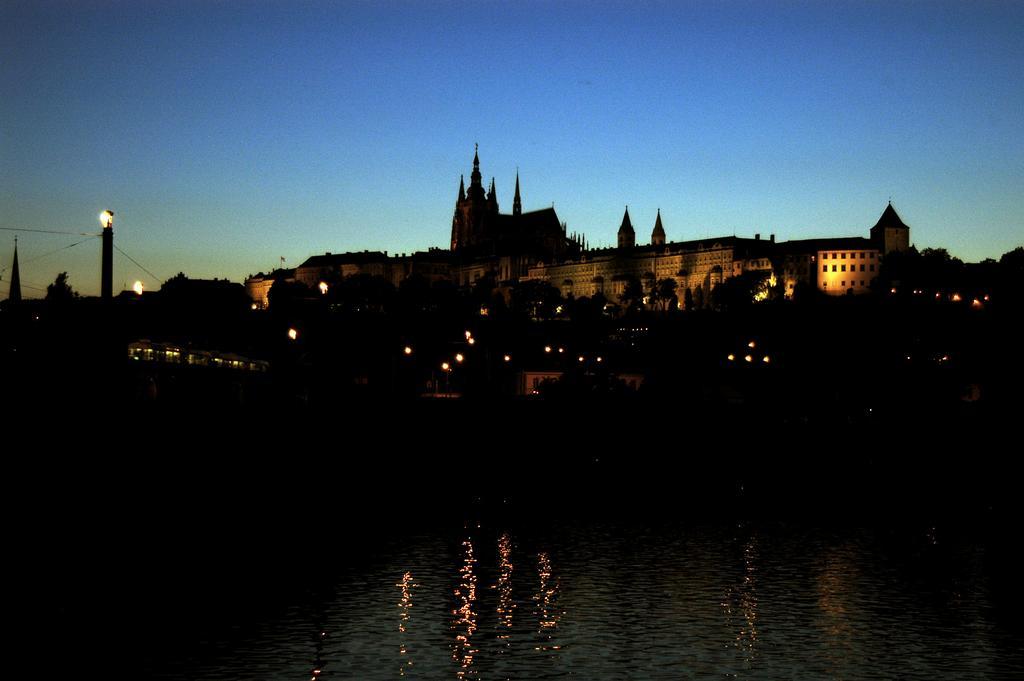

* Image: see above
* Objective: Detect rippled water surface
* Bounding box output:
[139,519,1021,680]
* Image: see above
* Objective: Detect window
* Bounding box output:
[841,253,847,259]
[831,253,837,259]
[832,265,837,272]
[841,265,846,272]
[841,281,846,287]
[822,265,827,272]
[860,253,866,259]
[870,264,875,272]
[860,264,865,272]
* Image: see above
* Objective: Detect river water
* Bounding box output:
[132,517,1019,680]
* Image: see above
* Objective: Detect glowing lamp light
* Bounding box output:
[132,280,144,295]
[544,346,552,353]
[441,362,450,371]
[727,354,735,361]
[468,337,476,345]
[503,354,511,362]
[287,328,298,340]
[318,281,328,295]
[984,295,990,302]
[455,353,464,363]
[251,303,258,310]
[578,356,585,363]
[99,210,114,229]
[951,293,962,302]
[596,356,603,363]
[748,341,756,348]
[557,347,564,354]
[403,346,413,355]
[971,298,982,309]
[465,330,472,339]
[891,288,897,294]
[744,354,753,362]
[762,355,770,363]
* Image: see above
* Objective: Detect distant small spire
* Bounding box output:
[457,175,465,203]
[513,170,522,216]
[8,237,21,303]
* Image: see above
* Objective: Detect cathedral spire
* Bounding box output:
[487,177,499,212]
[513,170,522,216]
[457,175,465,203]
[651,208,666,246]
[470,144,483,191]
[7,237,21,303]
[618,206,635,249]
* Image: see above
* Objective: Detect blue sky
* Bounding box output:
[2,0,1022,296]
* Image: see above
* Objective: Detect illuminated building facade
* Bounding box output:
[244,150,912,307]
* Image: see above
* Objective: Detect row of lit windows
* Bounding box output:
[823,280,871,288]
[129,346,268,372]
[824,252,876,260]
[825,264,876,273]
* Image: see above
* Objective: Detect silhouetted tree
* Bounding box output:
[618,276,644,315]
[654,278,678,312]
[512,279,562,320]
[712,271,770,310]
[45,271,76,303]
[683,287,695,311]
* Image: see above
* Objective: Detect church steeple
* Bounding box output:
[457,175,465,203]
[7,237,21,303]
[513,171,522,216]
[470,143,483,191]
[487,177,499,212]
[617,207,635,249]
[651,209,665,246]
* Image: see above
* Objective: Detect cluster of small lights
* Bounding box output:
[534,551,563,649]
[452,539,479,677]
[726,340,769,364]
[396,571,417,675]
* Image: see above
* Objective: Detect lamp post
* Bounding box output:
[100,210,114,300]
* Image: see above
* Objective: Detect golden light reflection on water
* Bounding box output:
[534,551,563,652]
[397,571,417,676]
[817,548,855,673]
[496,533,515,650]
[722,538,758,665]
[452,539,478,678]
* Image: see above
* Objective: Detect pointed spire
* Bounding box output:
[618,207,635,249]
[8,237,21,303]
[651,208,666,246]
[513,169,522,216]
[457,175,465,203]
[487,177,499,212]
[873,201,909,230]
[470,144,482,190]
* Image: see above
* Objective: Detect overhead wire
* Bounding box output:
[21,236,100,265]
[113,244,163,284]
[0,226,101,237]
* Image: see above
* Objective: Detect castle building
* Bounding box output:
[526,203,911,304]
[244,149,912,307]
[449,146,583,285]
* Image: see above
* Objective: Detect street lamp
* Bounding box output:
[99,210,114,300]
